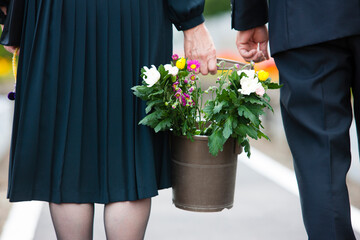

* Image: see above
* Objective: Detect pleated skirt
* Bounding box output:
[8,0,173,203]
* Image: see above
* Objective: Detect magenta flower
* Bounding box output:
[175,89,182,98]
[187,60,200,72]
[172,54,179,61]
[184,93,190,99]
[172,81,179,91]
[184,79,188,84]
[189,74,196,81]
[189,87,194,93]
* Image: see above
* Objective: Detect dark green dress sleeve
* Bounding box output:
[231,0,268,31]
[166,0,205,31]
[0,0,8,24]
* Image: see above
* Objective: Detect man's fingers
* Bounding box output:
[238,48,257,59]
[259,42,270,60]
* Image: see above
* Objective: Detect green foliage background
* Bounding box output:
[204,0,231,17]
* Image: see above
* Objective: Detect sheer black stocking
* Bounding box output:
[49,203,94,240]
[104,198,151,240]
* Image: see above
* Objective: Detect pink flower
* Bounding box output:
[184,79,188,84]
[187,60,200,72]
[184,93,190,99]
[175,89,182,98]
[172,81,179,91]
[172,54,179,61]
[256,85,265,97]
[190,74,196,81]
[189,87,194,93]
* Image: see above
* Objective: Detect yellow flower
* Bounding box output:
[257,70,269,81]
[0,58,12,77]
[176,58,186,70]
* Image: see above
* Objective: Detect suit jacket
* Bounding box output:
[231,0,360,55]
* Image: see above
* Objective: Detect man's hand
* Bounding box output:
[183,23,217,75]
[236,25,269,62]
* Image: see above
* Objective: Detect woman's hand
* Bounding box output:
[0,7,18,54]
[183,23,217,75]
[0,6,6,14]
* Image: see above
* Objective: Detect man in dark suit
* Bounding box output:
[232,0,360,239]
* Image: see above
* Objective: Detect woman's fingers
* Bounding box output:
[4,46,18,54]
[183,23,217,75]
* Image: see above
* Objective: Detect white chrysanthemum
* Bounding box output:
[164,64,179,76]
[237,70,261,95]
[237,69,256,80]
[143,65,161,87]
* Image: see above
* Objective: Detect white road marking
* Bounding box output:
[240,148,360,233]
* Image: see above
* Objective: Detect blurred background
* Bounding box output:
[0,0,360,239]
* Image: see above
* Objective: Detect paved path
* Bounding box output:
[30,150,359,240]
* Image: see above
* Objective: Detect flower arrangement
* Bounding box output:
[132,55,281,157]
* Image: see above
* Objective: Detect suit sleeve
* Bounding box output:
[0,0,9,24]
[231,0,268,31]
[166,0,205,31]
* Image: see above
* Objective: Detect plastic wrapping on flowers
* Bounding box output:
[132,55,282,157]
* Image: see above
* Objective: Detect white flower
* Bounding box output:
[164,64,179,76]
[143,65,161,87]
[237,69,256,80]
[237,70,261,95]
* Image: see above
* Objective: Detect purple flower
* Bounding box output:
[181,96,187,106]
[184,79,188,84]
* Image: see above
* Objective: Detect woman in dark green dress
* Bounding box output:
[0,0,217,239]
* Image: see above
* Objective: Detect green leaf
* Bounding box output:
[246,104,265,119]
[260,98,273,112]
[132,85,151,99]
[257,131,270,140]
[223,117,233,139]
[148,89,164,98]
[241,138,251,158]
[139,111,164,128]
[213,101,227,114]
[154,118,172,132]
[203,101,215,115]
[208,130,227,156]
[238,105,260,125]
[158,65,167,78]
[234,124,258,140]
[267,82,283,89]
[145,99,164,114]
[244,95,264,105]
[263,93,271,102]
